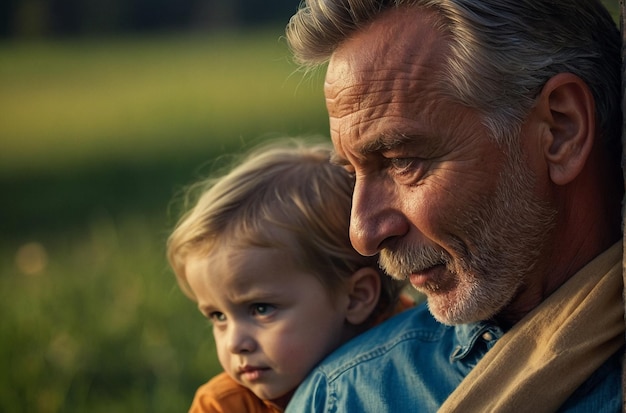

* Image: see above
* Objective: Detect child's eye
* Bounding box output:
[251,303,276,317]
[208,311,226,323]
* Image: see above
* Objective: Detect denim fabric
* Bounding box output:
[285,303,622,412]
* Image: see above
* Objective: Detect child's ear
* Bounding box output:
[345,267,381,325]
[536,73,595,185]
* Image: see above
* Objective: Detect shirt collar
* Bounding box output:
[451,320,504,361]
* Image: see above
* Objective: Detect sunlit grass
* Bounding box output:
[0,31,327,173]
[1,213,221,412]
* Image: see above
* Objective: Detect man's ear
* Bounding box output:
[345,267,381,325]
[536,73,595,185]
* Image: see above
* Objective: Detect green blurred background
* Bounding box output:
[0,1,620,412]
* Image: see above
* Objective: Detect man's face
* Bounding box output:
[326,8,556,324]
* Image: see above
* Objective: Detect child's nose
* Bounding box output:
[227,324,256,354]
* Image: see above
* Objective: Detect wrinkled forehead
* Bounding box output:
[325,6,448,90]
[324,7,450,134]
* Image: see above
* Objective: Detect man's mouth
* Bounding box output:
[409,264,447,290]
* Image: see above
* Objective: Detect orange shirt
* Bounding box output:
[189,292,416,413]
[189,372,282,413]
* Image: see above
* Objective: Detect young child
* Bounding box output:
[167,138,413,412]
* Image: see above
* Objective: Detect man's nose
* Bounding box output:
[349,177,407,256]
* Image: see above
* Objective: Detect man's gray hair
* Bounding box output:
[286,0,621,149]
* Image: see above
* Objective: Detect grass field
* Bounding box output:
[1,28,328,412]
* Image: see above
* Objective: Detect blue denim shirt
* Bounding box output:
[285,304,622,412]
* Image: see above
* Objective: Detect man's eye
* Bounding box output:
[388,157,417,174]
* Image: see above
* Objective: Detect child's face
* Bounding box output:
[185,244,351,404]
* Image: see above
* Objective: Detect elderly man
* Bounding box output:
[284,0,625,411]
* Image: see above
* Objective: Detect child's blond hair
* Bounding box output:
[167,137,405,325]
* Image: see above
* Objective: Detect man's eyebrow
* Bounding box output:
[359,133,414,155]
[330,134,419,166]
